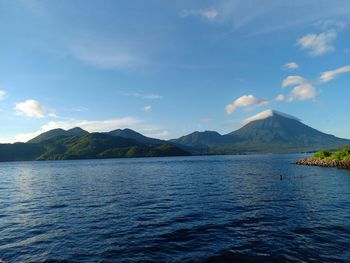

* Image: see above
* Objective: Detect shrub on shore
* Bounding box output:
[313,147,350,161]
[313,150,332,159]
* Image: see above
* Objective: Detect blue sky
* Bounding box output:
[1,0,350,142]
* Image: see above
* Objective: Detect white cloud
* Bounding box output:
[291,83,316,101]
[314,20,346,31]
[279,76,316,101]
[225,95,269,115]
[143,105,152,112]
[275,94,285,101]
[320,65,350,82]
[297,30,337,56]
[283,62,299,70]
[69,43,144,70]
[242,109,300,125]
[143,94,162,99]
[15,99,54,118]
[180,8,218,21]
[282,76,305,88]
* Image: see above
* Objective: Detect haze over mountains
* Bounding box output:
[0,110,349,161]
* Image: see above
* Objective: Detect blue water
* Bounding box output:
[0,154,349,262]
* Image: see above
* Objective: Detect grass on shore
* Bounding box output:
[313,146,350,161]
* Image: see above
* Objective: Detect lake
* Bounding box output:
[0,154,349,262]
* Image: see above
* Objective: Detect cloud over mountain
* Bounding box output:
[225,95,269,114]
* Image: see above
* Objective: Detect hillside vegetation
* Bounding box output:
[313,146,350,161]
[0,133,190,162]
[296,145,350,169]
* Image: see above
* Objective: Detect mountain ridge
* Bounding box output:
[171,110,350,154]
[4,109,349,161]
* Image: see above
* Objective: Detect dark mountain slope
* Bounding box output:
[0,143,44,162]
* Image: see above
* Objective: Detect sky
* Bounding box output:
[0,0,350,143]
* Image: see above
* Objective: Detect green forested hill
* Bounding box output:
[28,127,89,143]
[0,133,189,162]
[107,128,165,144]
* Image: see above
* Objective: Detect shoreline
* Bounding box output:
[296,157,350,170]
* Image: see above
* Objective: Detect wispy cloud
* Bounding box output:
[283,62,299,70]
[144,94,162,99]
[18,0,46,16]
[70,45,143,70]
[67,36,148,71]
[200,117,212,124]
[0,90,7,101]
[71,106,89,113]
[124,93,163,99]
[205,1,350,37]
[282,76,306,88]
[320,65,350,82]
[225,95,269,115]
[180,8,218,21]
[314,19,346,31]
[297,30,337,56]
[14,99,56,118]
[143,105,152,112]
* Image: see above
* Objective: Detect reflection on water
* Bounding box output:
[0,155,349,262]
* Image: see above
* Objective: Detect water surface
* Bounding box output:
[0,155,349,262]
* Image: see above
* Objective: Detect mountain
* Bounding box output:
[0,133,189,162]
[170,131,225,154]
[36,133,189,160]
[172,110,350,154]
[28,127,89,143]
[107,128,165,144]
[2,110,349,162]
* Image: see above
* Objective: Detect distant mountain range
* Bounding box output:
[0,130,188,162]
[0,109,349,161]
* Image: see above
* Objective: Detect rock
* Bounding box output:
[296,157,350,170]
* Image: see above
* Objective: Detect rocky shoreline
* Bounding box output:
[296,157,350,170]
